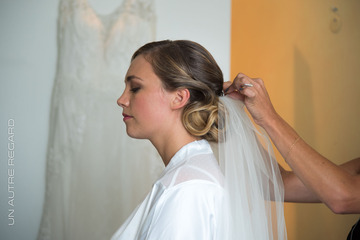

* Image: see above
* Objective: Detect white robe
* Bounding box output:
[111,140,224,240]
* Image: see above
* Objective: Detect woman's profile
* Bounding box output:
[111,40,286,239]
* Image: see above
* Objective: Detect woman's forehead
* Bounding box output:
[125,55,161,85]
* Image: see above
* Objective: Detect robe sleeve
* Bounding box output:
[141,181,223,240]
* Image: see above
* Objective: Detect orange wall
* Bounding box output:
[231,0,360,239]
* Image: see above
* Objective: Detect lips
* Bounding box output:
[122,113,133,121]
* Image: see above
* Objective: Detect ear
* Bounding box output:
[171,88,190,110]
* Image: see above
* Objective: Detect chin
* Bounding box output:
[126,128,146,140]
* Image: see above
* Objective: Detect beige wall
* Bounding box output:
[231,0,360,239]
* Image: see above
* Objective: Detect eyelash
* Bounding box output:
[130,87,140,93]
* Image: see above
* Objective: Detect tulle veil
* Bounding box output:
[215,96,287,240]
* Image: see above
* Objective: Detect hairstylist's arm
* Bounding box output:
[224,73,360,214]
[279,159,360,204]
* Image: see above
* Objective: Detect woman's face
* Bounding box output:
[117,55,174,140]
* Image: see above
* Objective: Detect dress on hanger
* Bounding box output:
[38,0,163,239]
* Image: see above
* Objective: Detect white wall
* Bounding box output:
[0,0,231,239]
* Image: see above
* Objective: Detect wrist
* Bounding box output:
[257,111,281,130]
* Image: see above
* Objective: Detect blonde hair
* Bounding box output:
[131,40,223,142]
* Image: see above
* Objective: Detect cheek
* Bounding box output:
[136,94,170,121]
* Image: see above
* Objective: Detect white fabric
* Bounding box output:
[38,1,163,239]
[111,140,225,240]
[111,97,287,240]
[218,96,287,240]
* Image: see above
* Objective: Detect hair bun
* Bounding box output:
[182,98,219,142]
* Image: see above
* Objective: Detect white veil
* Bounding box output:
[217,96,287,240]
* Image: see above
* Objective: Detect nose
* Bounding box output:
[117,92,129,108]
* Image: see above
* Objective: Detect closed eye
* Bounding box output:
[130,87,140,93]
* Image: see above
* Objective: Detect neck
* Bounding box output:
[150,129,200,166]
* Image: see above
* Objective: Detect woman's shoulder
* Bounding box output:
[164,178,224,194]
[155,178,224,214]
[143,172,224,239]
[159,152,224,190]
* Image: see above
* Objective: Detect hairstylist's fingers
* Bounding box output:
[223,81,233,92]
[232,73,257,98]
[245,77,278,126]
[224,73,264,101]
[251,78,272,102]
[252,77,264,84]
[223,81,244,101]
[252,78,266,93]
[239,85,256,98]
[232,73,251,90]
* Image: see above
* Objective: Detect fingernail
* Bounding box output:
[224,86,231,93]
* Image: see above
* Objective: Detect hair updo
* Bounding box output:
[131,40,224,142]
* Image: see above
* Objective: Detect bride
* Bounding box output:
[111,40,286,239]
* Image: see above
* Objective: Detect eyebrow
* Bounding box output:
[126,75,144,82]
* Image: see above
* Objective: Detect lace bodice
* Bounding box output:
[56,0,155,95]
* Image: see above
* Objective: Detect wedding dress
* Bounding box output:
[37,0,163,239]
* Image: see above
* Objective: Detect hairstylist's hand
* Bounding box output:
[223,73,278,127]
